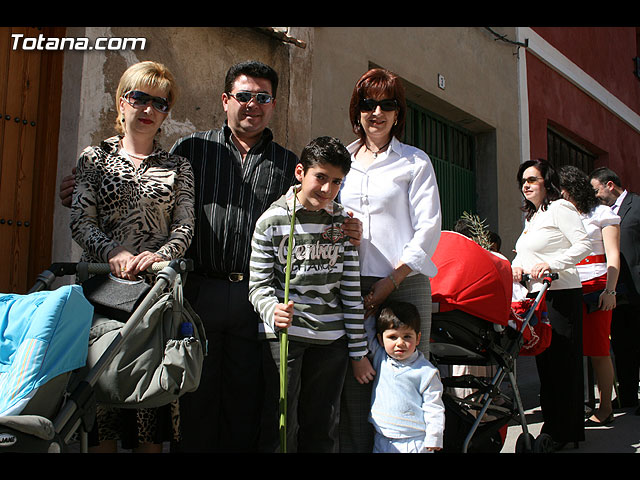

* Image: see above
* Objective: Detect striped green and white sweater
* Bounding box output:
[249,186,367,358]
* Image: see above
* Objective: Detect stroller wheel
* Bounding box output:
[515,432,534,453]
[533,433,554,453]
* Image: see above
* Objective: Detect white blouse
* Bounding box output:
[340,137,442,278]
[576,204,620,282]
[513,199,591,291]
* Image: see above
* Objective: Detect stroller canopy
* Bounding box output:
[0,285,93,416]
[431,231,513,326]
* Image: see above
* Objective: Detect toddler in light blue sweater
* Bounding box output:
[368,301,445,453]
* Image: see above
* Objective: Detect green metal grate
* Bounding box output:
[403,101,476,230]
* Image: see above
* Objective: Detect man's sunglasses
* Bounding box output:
[359,98,398,112]
[227,91,274,104]
[122,90,170,113]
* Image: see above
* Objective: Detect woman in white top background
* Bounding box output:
[338,68,442,452]
[559,165,620,426]
[512,159,591,451]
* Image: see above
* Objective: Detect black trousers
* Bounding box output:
[172,274,264,452]
[262,336,349,453]
[611,303,640,408]
[535,288,585,444]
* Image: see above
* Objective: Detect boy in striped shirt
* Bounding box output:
[249,136,366,452]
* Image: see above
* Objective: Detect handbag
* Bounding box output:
[583,283,629,312]
[86,274,207,409]
[81,274,151,322]
[510,296,552,356]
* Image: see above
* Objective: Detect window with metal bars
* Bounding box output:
[403,101,476,230]
[547,128,596,174]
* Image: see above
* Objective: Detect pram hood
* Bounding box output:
[0,285,93,416]
[431,231,513,326]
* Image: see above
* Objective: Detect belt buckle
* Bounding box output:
[228,273,244,283]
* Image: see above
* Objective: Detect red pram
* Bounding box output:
[429,231,555,453]
[431,231,551,357]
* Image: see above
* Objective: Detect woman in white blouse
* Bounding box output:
[559,165,620,426]
[512,159,591,451]
[338,68,442,452]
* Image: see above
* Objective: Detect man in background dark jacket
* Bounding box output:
[590,167,640,413]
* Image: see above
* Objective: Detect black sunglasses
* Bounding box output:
[123,90,170,113]
[227,91,274,104]
[359,98,398,112]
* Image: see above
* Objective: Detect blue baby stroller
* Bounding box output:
[0,259,203,453]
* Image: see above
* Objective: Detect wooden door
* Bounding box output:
[0,26,64,294]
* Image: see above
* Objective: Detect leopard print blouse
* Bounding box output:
[70,136,195,264]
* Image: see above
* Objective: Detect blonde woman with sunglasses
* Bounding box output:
[70,61,195,453]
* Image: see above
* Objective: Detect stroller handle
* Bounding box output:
[29,259,194,293]
[521,271,558,286]
[82,260,188,275]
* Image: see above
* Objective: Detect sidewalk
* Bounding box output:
[72,354,639,454]
[501,355,640,453]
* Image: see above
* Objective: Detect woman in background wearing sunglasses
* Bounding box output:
[338,68,442,452]
[70,61,195,453]
[511,159,590,451]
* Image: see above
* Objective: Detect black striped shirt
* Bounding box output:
[170,123,298,275]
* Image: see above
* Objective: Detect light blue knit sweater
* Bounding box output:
[368,340,445,449]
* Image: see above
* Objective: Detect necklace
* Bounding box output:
[119,140,151,162]
[124,150,148,160]
[365,138,392,158]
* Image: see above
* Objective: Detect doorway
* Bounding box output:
[0,26,64,293]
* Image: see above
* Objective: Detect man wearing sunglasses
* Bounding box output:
[221,81,276,157]
[161,61,296,454]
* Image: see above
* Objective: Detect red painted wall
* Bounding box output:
[533,27,640,114]
[526,27,640,192]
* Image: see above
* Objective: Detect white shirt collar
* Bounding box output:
[388,349,421,368]
[612,189,628,214]
[346,136,401,164]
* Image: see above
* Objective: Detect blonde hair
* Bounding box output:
[115,61,178,134]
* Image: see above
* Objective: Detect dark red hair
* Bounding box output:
[349,68,406,143]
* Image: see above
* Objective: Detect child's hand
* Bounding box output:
[342,213,362,246]
[274,301,294,329]
[351,356,376,384]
